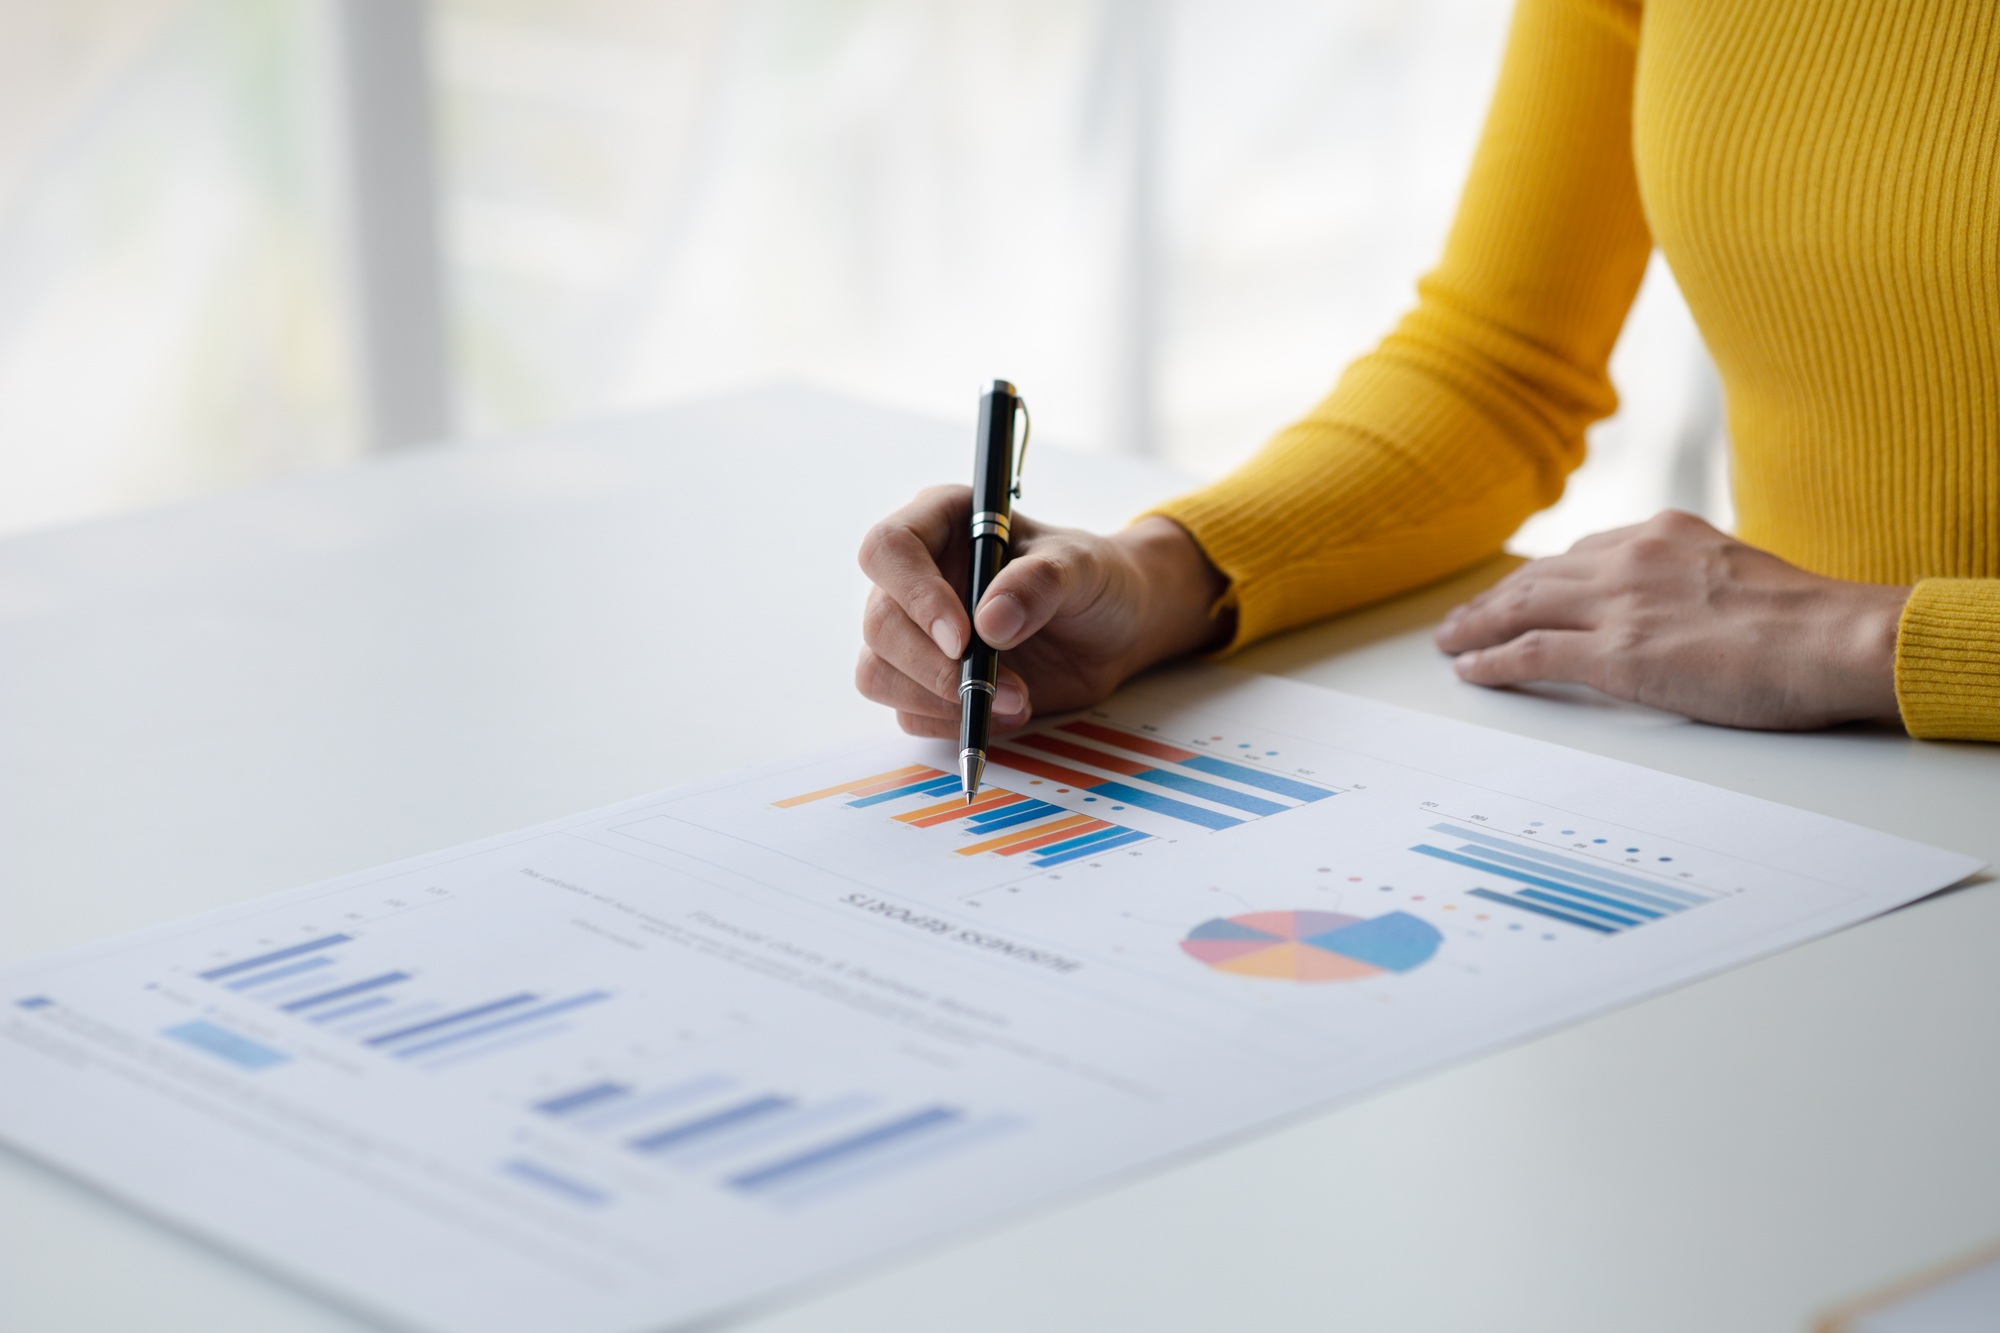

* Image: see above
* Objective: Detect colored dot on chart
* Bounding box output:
[1531,820,1544,826]
[1561,829,1575,835]
[1658,856,1672,862]
[1211,735,1223,741]
[1379,885,1393,892]
[1238,742,1251,748]
[1029,779,1043,785]
[1442,904,1457,911]
[1475,914,1489,920]
[1543,933,1556,940]
[1625,847,1640,853]
[1348,876,1362,882]
[1111,805,1126,811]
[1508,923,1522,930]
[1411,895,1426,901]
[1056,788,1070,793]
[1266,750,1278,756]
[1593,838,1608,844]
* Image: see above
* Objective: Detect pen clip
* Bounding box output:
[1010,396,1030,499]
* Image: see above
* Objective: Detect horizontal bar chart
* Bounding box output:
[1412,823,1715,934]
[729,1106,963,1193]
[773,718,1334,874]
[777,768,1154,869]
[199,934,353,982]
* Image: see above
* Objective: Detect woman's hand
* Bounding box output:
[856,488,1228,738]
[1435,510,1909,729]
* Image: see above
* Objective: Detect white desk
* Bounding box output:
[3,387,1995,1333]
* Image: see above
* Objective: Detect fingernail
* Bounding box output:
[930,617,962,659]
[1442,606,1464,627]
[1456,650,1481,672]
[996,683,1025,714]
[980,594,1026,646]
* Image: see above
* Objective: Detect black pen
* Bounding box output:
[959,379,1029,802]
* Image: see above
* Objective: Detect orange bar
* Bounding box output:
[772,763,932,808]
[955,812,1095,856]
[1016,733,1149,777]
[984,746,1102,790]
[848,766,948,798]
[1059,720,1197,763]
[998,818,1111,856]
[897,789,1023,827]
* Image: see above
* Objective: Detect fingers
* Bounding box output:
[856,645,1030,730]
[1436,563,1601,653]
[974,538,1105,650]
[862,586,961,704]
[858,486,972,658]
[1452,628,1606,691]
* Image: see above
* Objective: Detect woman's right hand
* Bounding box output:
[855,486,1231,739]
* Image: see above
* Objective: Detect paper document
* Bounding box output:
[0,669,1980,1333]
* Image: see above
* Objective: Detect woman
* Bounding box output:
[855,0,1999,742]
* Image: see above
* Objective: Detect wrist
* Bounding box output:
[1110,516,1233,672]
[1824,582,1909,723]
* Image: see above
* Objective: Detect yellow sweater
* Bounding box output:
[1154,0,2000,740]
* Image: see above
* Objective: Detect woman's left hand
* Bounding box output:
[1435,511,1910,730]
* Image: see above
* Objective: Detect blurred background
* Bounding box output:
[0,0,1728,550]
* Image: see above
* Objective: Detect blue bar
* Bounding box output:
[501,1159,609,1207]
[310,995,394,1024]
[1518,888,1641,926]
[163,1020,290,1070]
[1467,888,1617,933]
[1034,828,1150,867]
[366,993,538,1047]
[1501,873,1662,921]
[970,798,1052,823]
[572,1074,736,1129]
[536,1081,632,1117]
[1131,768,1287,816]
[1086,781,1241,830]
[970,799,1056,825]
[14,997,52,1010]
[1412,845,1660,920]
[199,934,352,981]
[847,775,961,808]
[1432,824,1707,905]
[1183,756,1333,802]
[730,1107,962,1192]
[631,1095,796,1153]
[674,1095,878,1166]
[393,992,610,1059]
[963,804,1064,835]
[1452,845,1686,914]
[280,971,411,1013]
[423,1022,575,1069]
[765,1115,1025,1205]
[223,956,336,991]
[1028,825,1131,860]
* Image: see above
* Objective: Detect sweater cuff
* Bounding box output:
[1894,579,2000,741]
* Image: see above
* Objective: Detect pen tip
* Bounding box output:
[959,752,984,803]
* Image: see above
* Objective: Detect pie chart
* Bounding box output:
[1180,909,1441,982]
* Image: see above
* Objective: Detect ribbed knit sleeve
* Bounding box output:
[1152,0,1654,649]
[1896,580,2000,741]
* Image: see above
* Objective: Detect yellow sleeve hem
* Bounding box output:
[1894,579,2000,741]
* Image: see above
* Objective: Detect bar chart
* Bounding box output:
[774,719,1338,872]
[192,933,612,1067]
[529,1071,1020,1206]
[775,763,1155,869]
[1409,823,1719,934]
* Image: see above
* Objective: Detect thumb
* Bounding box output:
[974,543,1100,649]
